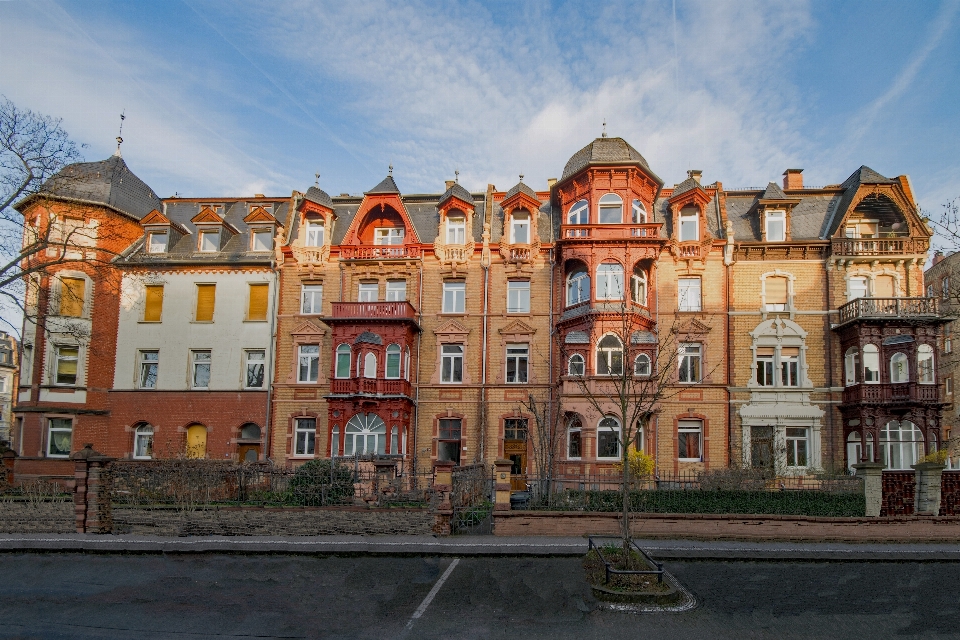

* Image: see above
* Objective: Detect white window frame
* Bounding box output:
[374,228,404,245]
[890,352,909,384]
[765,210,786,241]
[596,263,624,300]
[845,347,860,386]
[568,353,585,376]
[54,345,79,386]
[301,284,322,314]
[567,418,583,459]
[138,350,159,389]
[918,344,935,384]
[304,220,324,247]
[597,417,621,459]
[634,353,651,377]
[678,420,703,461]
[848,276,867,301]
[294,418,316,457]
[251,228,272,252]
[632,199,646,224]
[440,344,464,383]
[756,350,775,387]
[147,231,168,253]
[245,350,266,389]
[133,425,154,460]
[442,282,465,313]
[507,281,530,313]
[679,208,699,241]
[362,352,377,379]
[46,418,73,458]
[505,344,529,384]
[678,343,702,384]
[385,280,406,302]
[191,350,211,389]
[863,344,880,383]
[510,212,530,244]
[566,269,589,306]
[198,229,220,252]
[785,427,809,468]
[781,350,800,387]
[597,193,623,224]
[298,345,320,383]
[568,200,588,225]
[678,277,702,312]
[446,215,466,244]
[880,420,924,470]
[596,334,624,376]
[631,268,647,305]
[358,282,378,302]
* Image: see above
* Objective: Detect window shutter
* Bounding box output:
[144,286,164,322]
[248,284,269,321]
[781,347,800,357]
[765,277,788,305]
[60,278,85,317]
[756,347,775,356]
[874,275,895,298]
[195,284,216,322]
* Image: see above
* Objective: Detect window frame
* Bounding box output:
[678,343,702,384]
[785,427,808,468]
[46,418,73,458]
[191,350,212,389]
[568,353,585,377]
[567,417,582,460]
[510,211,530,244]
[844,347,860,386]
[507,280,530,314]
[442,281,466,314]
[446,215,466,245]
[862,344,880,383]
[679,208,699,242]
[917,344,935,384]
[566,268,589,306]
[633,353,651,377]
[385,344,402,379]
[848,276,868,301]
[293,417,316,457]
[677,419,703,461]
[133,424,154,460]
[244,349,266,389]
[437,417,462,465]
[765,210,786,242]
[596,334,624,376]
[385,280,406,302]
[505,343,529,384]
[198,229,220,253]
[54,345,79,386]
[596,263,624,301]
[440,344,464,384]
[568,200,588,225]
[678,277,702,312]
[596,417,621,460]
[250,228,273,252]
[300,284,323,314]
[358,282,378,302]
[374,227,404,245]
[335,344,352,379]
[890,352,909,384]
[632,199,646,224]
[304,220,325,247]
[597,193,623,224]
[298,345,320,383]
[138,350,159,389]
[147,231,168,254]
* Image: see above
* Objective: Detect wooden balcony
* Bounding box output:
[330,378,413,397]
[842,382,943,406]
[563,223,662,240]
[339,245,421,260]
[837,297,940,325]
[832,237,926,257]
[330,301,418,321]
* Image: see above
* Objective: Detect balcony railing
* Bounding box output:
[330,378,413,397]
[842,382,943,405]
[330,301,417,320]
[837,297,940,324]
[563,223,662,240]
[339,245,421,260]
[677,242,701,258]
[438,245,471,262]
[832,238,926,257]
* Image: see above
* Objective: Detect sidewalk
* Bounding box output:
[1,533,959,561]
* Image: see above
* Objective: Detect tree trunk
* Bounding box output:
[622,436,631,570]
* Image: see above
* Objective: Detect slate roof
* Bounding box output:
[560,137,663,185]
[654,192,724,239]
[825,166,898,238]
[761,182,788,200]
[438,182,474,208]
[328,193,486,245]
[671,177,702,198]
[366,175,401,195]
[504,181,540,202]
[725,191,841,242]
[20,154,161,220]
[304,186,334,209]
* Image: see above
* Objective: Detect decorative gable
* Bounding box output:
[434,319,470,339]
[191,206,225,225]
[243,206,280,225]
[499,320,536,339]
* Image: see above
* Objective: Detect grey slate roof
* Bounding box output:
[304,186,334,209]
[654,192,723,239]
[329,193,486,245]
[491,201,553,244]
[504,181,540,202]
[23,155,161,220]
[355,331,382,345]
[366,175,401,194]
[671,177,702,198]
[826,165,897,238]
[438,182,474,207]
[761,182,788,200]
[560,137,663,185]
[725,192,840,242]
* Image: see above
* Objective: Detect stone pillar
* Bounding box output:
[853,462,884,517]
[432,460,455,536]
[70,444,114,534]
[1,450,15,486]
[912,462,946,516]
[494,459,513,512]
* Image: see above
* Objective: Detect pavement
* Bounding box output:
[2,532,960,561]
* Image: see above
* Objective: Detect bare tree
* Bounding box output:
[520,385,566,508]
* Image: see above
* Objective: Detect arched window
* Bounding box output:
[597,334,624,375]
[446,214,465,244]
[632,199,646,224]
[598,194,623,224]
[404,346,411,380]
[568,354,585,376]
[679,206,699,241]
[880,420,924,470]
[567,266,590,306]
[335,344,351,378]
[918,344,935,383]
[510,211,530,244]
[597,417,621,459]
[568,200,588,225]
[386,344,401,379]
[634,353,651,377]
[847,432,875,470]
[862,344,880,383]
[240,423,261,440]
[844,347,860,386]
[631,265,647,305]
[567,416,582,459]
[363,352,377,379]
[890,352,908,383]
[133,424,154,460]
[596,263,624,300]
[344,413,387,455]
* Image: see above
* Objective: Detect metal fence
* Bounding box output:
[450,463,493,534]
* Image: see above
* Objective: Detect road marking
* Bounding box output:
[404,558,459,632]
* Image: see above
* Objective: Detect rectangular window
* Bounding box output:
[756,348,774,386]
[442,282,465,313]
[47,418,72,458]
[0,377,5,393]
[441,344,464,383]
[358,282,378,302]
[679,209,698,242]
[335,346,351,379]
[59,277,85,317]
[294,418,316,456]
[786,427,808,467]
[247,283,269,321]
[781,347,800,387]
[195,284,216,322]
[298,345,320,383]
[191,350,211,389]
[446,217,465,244]
[438,418,462,465]
[507,281,530,313]
[147,231,168,253]
[199,229,220,252]
[301,284,322,314]
[139,350,159,389]
[504,418,527,440]
[947,377,953,396]
[678,277,701,312]
[305,221,324,247]
[945,325,953,354]
[944,277,951,301]
[251,229,272,252]
[927,284,935,298]
[245,350,265,388]
[55,346,78,386]
[845,220,877,238]
[567,425,582,459]
[765,210,786,241]
[849,277,868,301]
[143,285,164,322]
[374,228,404,245]
[678,343,702,384]
[505,344,529,384]
[765,277,788,311]
[511,214,529,244]
[678,420,702,460]
[386,346,401,379]
[597,420,620,459]
[385,280,406,302]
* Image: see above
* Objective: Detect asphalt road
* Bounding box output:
[0,554,957,639]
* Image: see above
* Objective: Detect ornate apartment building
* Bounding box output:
[11,135,948,484]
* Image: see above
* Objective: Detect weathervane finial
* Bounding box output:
[519,173,524,183]
[455,169,460,184]
[388,164,393,176]
[314,172,320,187]
[601,119,607,138]
[114,111,126,157]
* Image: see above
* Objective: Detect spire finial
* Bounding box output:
[114,110,126,157]
[519,173,524,183]
[388,164,393,176]
[314,172,320,187]
[455,169,460,184]
[601,119,607,138]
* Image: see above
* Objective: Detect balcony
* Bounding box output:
[330,301,418,321]
[837,297,940,325]
[437,245,471,262]
[832,237,926,257]
[842,382,943,406]
[563,223,662,240]
[330,378,413,397]
[339,245,421,260]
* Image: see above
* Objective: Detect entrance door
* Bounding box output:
[750,426,774,470]
[505,442,527,491]
[238,444,260,462]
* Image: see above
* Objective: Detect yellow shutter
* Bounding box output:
[874,275,895,298]
[756,347,775,356]
[60,277,85,317]
[781,347,800,357]
[144,286,164,322]
[195,284,216,322]
[765,277,788,305]
[248,284,269,321]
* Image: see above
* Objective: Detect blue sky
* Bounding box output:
[1,0,959,213]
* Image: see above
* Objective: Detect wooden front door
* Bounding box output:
[505,439,527,491]
[238,444,260,462]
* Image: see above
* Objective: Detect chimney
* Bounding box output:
[254,193,265,198]
[547,178,558,189]
[783,169,803,190]
[445,180,456,190]
[933,250,944,266]
[687,170,702,184]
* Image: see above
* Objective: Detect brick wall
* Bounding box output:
[0,501,74,533]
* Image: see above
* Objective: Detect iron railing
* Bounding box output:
[588,535,663,585]
[837,297,940,324]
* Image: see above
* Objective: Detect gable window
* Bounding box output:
[598,194,623,224]
[147,231,168,253]
[596,263,624,300]
[195,284,216,322]
[596,334,623,375]
[438,418,462,465]
[298,345,320,383]
[139,350,159,389]
[358,282,378,302]
[59,277,85,317]
[679,207,699,241]
[597,417,621,459]
[844,347,860,386]
[442,281,465,313]
[765,210,786,241]
[247,283,269,321]
[199,229,220,252]
[567,417,582,459]
[386,280,406,302]
[568,354,585,376]
[765,277,788,311]
[294,418,316,457]
[631,266,647,305]
[918,344,935,384]
[245,350,265,388]
[678,343,702,383]
[133,425,154,460]
[678,420,702,461]
[634,353,651,377]
[335,344,351,378]
[191,350,211,389]
[566,267,589,306]
[386,344,401,379]
[446,215,465,244]
[756,348,775,386]
[678,277,702,312]
[144,285,164,322]
[845,219,878,239]
[304,220,324,247]
[441,345,464,383]
[890,352,908,383]
[506,344,529,383]
[374,228,404,245]
[345,413,386,455]
[863,344,880,383]
[301,284,322,314]
[848,277,868,301]
[55,346,78,386]
[47,418,72,458]
[507,281,530,313]
[251,229,272,252]
[568,200,588,225]
[510,211,530,244]
[632,199,646,224]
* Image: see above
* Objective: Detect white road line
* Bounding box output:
[404,558,459,631]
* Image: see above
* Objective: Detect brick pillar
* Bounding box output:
[432,460,455,536]
[853,462,884,517]
[912,462,946,516]
[1,450,15,486]
[494,459,512,511]
[70,444,114,534]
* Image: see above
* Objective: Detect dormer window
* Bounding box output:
[510,212,530,244]
[251,228,272,252]
[147,231,168,253]
[446,215,465,244]
[679,206,699,241]
[766,210,786,242]
[305,220,324,247]
[845,219,878,239]
[374,228,404,245]
[598,194,623,224]
[568,200,588,224]
[198,229,220,252]
[632,199,646,224]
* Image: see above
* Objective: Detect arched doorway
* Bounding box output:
[186,424,207,459]
[237,423,261,462]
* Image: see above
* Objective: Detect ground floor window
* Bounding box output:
[847,431,875,471]
[294,418,316,457]
[678,420,702,461]
[47,418,72,458]
[880,420,923,470]
[597,417,621,459]
[345,413,386,455]
[567,416,582,459]
[785,427,808,468]
[134,424,154,459]
[438,418,461,465]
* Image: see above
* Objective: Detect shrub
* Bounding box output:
[288,459,356,506]
[613,449,655,481]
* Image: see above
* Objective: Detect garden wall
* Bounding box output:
[0,500,74,534]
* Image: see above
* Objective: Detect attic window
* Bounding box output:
[845,219,878,239]
[251,203,274,214]
[251,229,272,252]
[199,229,220,252]
[766,210,786,242]
[147,231,168,253]
[446,215,466,244]
[511,212,530,244]
[304,220,324,247]
[679,206,699,242]
[200,204,223,214]
[374,228,404,245]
